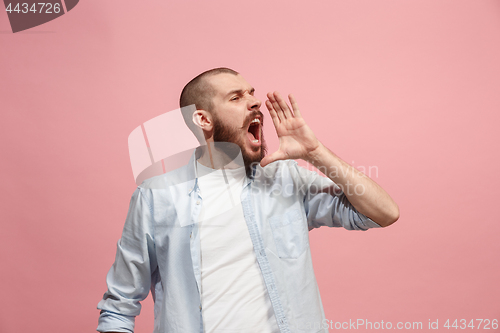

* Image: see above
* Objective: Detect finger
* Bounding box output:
[267,92,284,122]
[288,94,302,118]
[274,91,293,119]
[265,100,280,129]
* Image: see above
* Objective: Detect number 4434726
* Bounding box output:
[444,319,498,330]
[5,3,62,14]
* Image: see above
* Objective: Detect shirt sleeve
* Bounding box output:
[291,162,382,231]
[97,187,158,333]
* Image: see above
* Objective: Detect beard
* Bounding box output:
[212,112,267,178]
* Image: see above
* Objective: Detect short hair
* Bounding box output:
[180,68,239,143]
[179,67,239,112]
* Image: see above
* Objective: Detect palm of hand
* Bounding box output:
[261,92,320,167]
[274,116,318,160]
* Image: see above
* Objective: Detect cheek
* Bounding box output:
[216,108,246,130]
[229,117,246,130]
[231,114,245,127]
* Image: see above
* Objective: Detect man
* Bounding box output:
[96,68,399,333]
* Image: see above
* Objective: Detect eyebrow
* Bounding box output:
[224,87,255,98]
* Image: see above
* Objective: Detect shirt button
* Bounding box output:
[196,200,200,205]
[199,305,202,310]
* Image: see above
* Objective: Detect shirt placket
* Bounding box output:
[241,181,291,333]
[188,179,204,332]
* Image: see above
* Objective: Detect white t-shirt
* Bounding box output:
[196,161,279,333]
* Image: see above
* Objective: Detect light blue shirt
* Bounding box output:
[97,148,381,333]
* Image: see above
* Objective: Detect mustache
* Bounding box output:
[241,110,264,129]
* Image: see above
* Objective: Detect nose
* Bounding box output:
[248,94,261,110]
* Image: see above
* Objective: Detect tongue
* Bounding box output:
[247,131,256,141]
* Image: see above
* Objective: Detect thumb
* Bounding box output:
[260,150,286,167]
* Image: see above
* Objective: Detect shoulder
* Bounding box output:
[254,159,313,188]
[256,159,337,193]
[138,163,192,190]
[257,159,320,181]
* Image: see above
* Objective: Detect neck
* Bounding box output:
[197,142,243,170]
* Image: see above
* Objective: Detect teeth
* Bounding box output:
[252,139,259,143]
[251,118,260,124]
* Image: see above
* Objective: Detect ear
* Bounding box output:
[192,110,213,132]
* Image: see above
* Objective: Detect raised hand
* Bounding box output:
[260,91,321,167]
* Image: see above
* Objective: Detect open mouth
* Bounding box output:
[246,118,261,146]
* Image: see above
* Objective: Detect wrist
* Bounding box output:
[305,141,327,165]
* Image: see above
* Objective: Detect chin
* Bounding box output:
[241,144,266,176]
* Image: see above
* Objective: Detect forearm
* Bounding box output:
[305,142,399,227]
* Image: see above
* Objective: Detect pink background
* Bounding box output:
[1,0,499,331]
